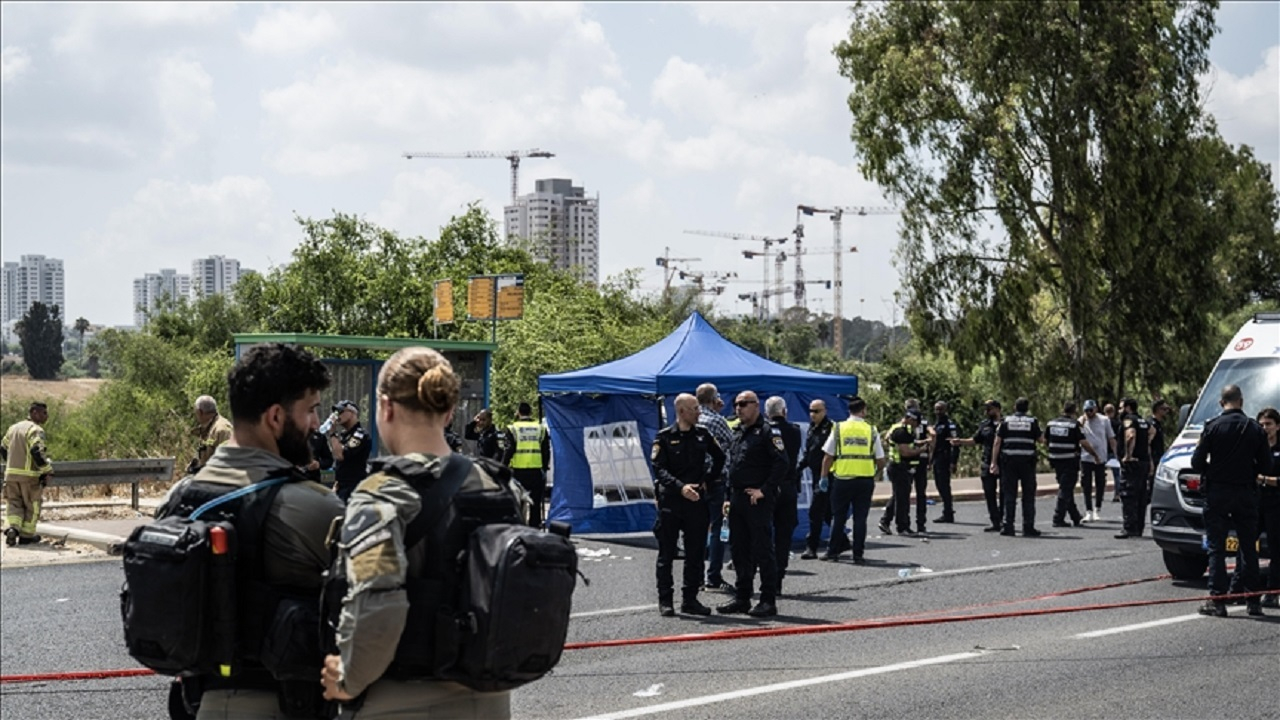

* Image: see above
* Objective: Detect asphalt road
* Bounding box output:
[3,495,1276,719]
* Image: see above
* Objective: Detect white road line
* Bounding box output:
[1074,605,1247,639]
[572,605,655,619]
[927,558,1063,577]
[570,651,984,720]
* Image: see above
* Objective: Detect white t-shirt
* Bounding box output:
[1078,414,1115,464]
[822,419,886,460]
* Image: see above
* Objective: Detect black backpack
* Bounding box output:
[323,453,581,694]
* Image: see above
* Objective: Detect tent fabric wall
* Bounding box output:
[539,312,859,535]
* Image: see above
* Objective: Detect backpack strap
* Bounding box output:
[189,471,296,520]
[401,453,475,552]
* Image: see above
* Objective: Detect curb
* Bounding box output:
[35,523,125,555]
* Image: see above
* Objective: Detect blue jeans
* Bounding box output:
[705,482,727,583]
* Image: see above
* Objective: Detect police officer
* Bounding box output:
[330,400,373,503]
[190,395,233,474]
[951,400,1003,531]
[1190,385,1272,617]
[1147,399,1172,504]
[764,396,802,596]
[1254,407,1280,609]
[305,429,334,483]
[1116,397,1154,539]
[157,343,343,719]
[1047,401,1101,528]
[464,408,504,461]
[716,391,788,618]
[880,399,933,535]
[820,396,885,563]
[931,401,961,523]
[651,393,726,617]
[322,347,513,717]
[800,399,836,559]
[991,397,1042,537]
[883,409,927,536]
[505,402,551,528]
[2,401,54,546]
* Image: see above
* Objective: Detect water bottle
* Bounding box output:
[319,412,338,436]
[720,519,730,543]
[897,568,914,579]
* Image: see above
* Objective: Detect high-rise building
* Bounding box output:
[1,255,65,324]
[132,269,191,326]
[504,178,600,284]
[190,255,241,300]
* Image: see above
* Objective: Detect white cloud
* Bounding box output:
[1201,45,1280,178]
[52,2,235,55]
[153,55,216,161]
[372,167,502,238]
[240,7,341,55]
[1,46,32,84]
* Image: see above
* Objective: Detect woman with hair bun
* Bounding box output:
[321,347,514,718]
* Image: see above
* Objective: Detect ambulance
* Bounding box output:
[1150,312,1279,580]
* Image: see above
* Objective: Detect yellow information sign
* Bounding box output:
[495,274,525,320]
[433,280,454,325]
[467,276,496,321]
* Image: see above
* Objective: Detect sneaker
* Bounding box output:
[1246,602,1263,617]
[984,524,1002,532]
[747,601,777,618]
[899,528,917,537]
[680,600,712,616]
[1197,601,1227,617]
[1261,595,1279,609]
[800,549,817,560]
[1052,520,1070,528]
[717,599,752,615]
[659,603,676,617]
[4,527,17,547]
[704,577,726,590]
[1023,527,1042,538]
[878,520,892,535]
[16,534,41,545]
[1092,510,1103,522]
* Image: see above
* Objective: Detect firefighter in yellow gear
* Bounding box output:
[3,401,54,546]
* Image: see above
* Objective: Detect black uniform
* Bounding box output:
[464,419,504,461]
[882,421,929,533]
[1189,408,1272,604]
[932,414,962,521]
[802,416,835,555]
[972,418,1002,528]
[768,416,803,594]
[1147,415,1167,504]
[305,430,333,483]
[1046,415,1087,526]
[725,417,789,607]
[651,423,726,609]
[997,412,1041,534]
[332,422,372,503]
[1119,412,1151,537]
[1259,438,1280,599]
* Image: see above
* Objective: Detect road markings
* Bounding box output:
[1074,605,1247,638]
[572,605,655,619]
[570,651,984,720]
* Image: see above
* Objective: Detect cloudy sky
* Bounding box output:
[2,2,1276,328]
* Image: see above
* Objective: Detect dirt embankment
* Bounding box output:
[0,376,106,406]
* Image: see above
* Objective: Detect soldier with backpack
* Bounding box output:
[321,347,576,717]
[127,343,343,719]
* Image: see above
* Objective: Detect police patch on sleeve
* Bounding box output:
[1123,419,1133,429]
[773,436,786,452]
[651,441,660,461]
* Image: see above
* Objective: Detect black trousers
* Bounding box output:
[512,468,546,528]
[728,490,777,604]
[654,498,709,604]
[1052,460,1082,524]
[884,463,925,532]
[1119,461,1147,537]
[933,461,954,517]
[828,476,876,558]
[1205,484,1260,598]
[773,481,799,585]
[805,482,833,553]
[1080,462,1107,511]
[981,469,1002,526]
[1258,488,1280,592]
[1001,459,1037,529]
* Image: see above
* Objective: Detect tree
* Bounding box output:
[74,317,90,357]
[834,0,1277,401]
[15,302,65,379]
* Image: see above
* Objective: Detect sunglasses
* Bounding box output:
[734,400,757,408]
[808,409,822,413]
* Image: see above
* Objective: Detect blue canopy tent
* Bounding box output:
[538,312,858,535]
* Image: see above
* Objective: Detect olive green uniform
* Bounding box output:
[331,453,512,719]
[193,414,234,471]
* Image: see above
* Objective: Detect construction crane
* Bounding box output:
[796,205,898,357]
[401,148,555,203]
[655,247,702,297]
[683,230,788,320]
[678,269,735,297]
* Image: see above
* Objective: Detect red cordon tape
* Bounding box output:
[2,580,1270,684]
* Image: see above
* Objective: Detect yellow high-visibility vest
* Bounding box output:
[508,420,544,469]
[831,418,876,478]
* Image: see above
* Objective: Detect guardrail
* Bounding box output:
[2,458,176,511]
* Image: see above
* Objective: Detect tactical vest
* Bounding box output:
[508,420,543,469]
[887,422,920,467]
[1045,416,1080,462]
[831,418,876,478]
[1123,413,1151,462]
[1000,413,1039,461]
